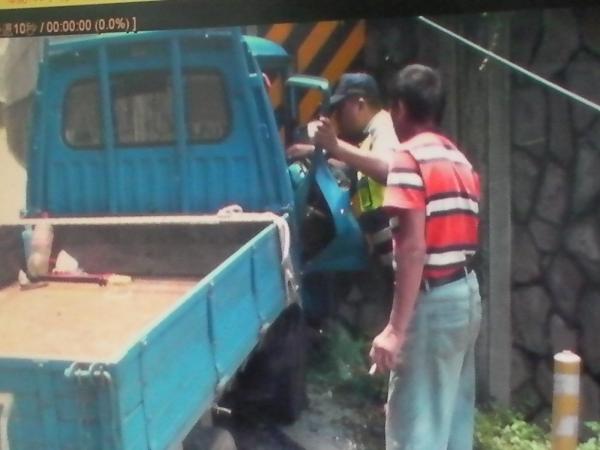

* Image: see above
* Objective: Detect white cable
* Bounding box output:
[417,15,600,115]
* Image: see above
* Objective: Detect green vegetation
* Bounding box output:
[307,322,387,403]
[308,323,600,450]
[475,408,600,450]
[475,408,549,450]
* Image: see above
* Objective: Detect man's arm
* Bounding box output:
[370,208,426,371]
[389,209,427,333]
[330,139,389,184]
[314,117,390,184]
[286,142,350,171]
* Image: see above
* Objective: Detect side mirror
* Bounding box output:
[284,75,331,147]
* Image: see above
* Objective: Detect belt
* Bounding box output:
[420,267,472,292]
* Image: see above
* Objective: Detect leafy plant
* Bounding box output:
[579,422,600,450]
[475,407,600,450]
[475,408,549,450]
[307,322,386,403]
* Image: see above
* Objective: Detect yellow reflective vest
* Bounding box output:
[351,133,386,216]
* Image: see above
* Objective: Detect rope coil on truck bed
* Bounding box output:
[216,205,300,306]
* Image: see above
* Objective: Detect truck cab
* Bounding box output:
[26,27,366,275]
[28,29,292,216]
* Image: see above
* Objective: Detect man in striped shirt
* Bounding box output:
[373,64,481,450]
[314,65,482,449]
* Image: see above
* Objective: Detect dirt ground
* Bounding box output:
[227,382,386,450]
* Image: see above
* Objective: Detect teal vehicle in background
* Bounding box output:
[0,27,367,450]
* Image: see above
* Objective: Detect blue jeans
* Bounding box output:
[386,270,482,450]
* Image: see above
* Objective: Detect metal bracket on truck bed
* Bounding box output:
[64,362,111,382]
[64,362,121,448]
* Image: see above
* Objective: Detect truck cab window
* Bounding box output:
[64,80,102,149]
[185,72,229,142]
[112,72,175,146]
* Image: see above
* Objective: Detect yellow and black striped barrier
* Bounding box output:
[551,350,581,450]
[254,19,366,124]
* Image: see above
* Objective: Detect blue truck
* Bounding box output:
[0,28,368,450]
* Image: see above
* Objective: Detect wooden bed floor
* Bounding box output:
[0,278,199,362]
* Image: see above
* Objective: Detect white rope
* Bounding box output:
[216,204,291,262]
[417,16,600,115]
[216,205,299,305]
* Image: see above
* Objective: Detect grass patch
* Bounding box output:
[475,407,600,450]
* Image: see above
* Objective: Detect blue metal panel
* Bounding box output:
[206,225,286,382]
[27,28,295,217]
[170,38,190,212]
[113,351,149,450]
[244,35,289,66]
[120,406,149,450]
[139,294,217,449]
[209,256,261,381]
[0,360,112,450]
[251,230,287,324]
[98,44,119,214]
[116,155,179,214]
[40,49,110,216]
[47,159,108,215]
[250,71,294,210]
[113,352,143,420]
[180,33,292,214]
[26,39,50,216]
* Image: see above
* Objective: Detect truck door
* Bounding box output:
[284,75,367,273]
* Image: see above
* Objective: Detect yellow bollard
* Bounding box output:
[551,350,581,450]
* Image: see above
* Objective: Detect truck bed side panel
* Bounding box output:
[0,361,112,450]
[251,225,289,324]
[0,220,287,450]
[117,223,287,450]
[138,289,216,450]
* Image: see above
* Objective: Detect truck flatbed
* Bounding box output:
[0,278,198,362]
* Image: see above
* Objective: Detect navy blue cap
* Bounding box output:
[330,73,380,109]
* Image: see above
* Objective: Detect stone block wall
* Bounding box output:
[361,8,600,424]
[509,7,600,425]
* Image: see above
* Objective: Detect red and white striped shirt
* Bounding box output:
[383,132,481,281]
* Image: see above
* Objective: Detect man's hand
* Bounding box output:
[369,324,406,372]
[314,117,340,154]
[286,143,315,160]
